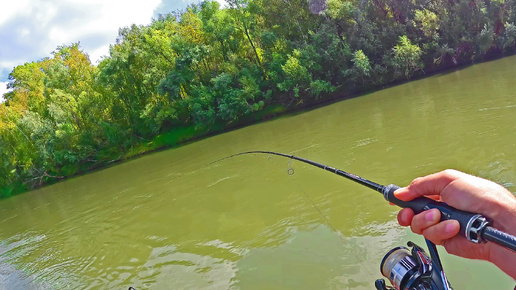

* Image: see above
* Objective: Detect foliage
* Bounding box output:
[2,0,516,196]
[346,49,371,84]
[326,0,355,21]
[392,36,423,79]
[502,22,516,53]
[414,9,440,39]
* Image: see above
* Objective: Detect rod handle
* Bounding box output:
[383,184,489,243]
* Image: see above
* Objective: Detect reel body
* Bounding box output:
[375,241,451,290]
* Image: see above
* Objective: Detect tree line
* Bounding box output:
[1,0,516,197]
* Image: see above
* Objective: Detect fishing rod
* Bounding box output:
[216,150,516,252]
[213,151,516,289]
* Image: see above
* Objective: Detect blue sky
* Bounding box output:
[0,0,225,98]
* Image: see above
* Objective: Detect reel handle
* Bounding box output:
[382,184,489,244]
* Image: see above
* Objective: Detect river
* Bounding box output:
[1,56,516,289]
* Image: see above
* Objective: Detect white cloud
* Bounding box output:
[0,0,30,26]
[0,0,163,81]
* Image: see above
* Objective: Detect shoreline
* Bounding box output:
[6,53,509,198]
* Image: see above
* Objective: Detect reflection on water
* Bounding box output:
[2,56,516,289]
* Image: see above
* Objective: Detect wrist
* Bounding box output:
[492,194,516,236]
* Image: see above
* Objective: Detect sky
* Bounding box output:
[0,0,225,98]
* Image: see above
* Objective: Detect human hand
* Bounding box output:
[394,169,516,280]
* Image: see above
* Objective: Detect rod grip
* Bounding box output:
[383,184,485,241]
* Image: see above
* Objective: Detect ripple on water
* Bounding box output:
[1,233,47,262]
[130,243,239,289]
[0,261,51,290]
[477,104,516,111]
[353,138,378,148]
[207,175,239,188]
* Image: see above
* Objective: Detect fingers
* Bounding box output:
[409,208,441,234]
[397,208,414,226]
[422,220,460,245]
[397,208,461,245]
[394,169,466,201]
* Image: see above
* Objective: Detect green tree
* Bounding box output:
[392,35,423,79]
[99,23,178,142]
[278,49,311,98]
[326,0,355,21]
[227,0,264,69]
[502,22,516,53]
[477,24,495,55]
[414,9,440,39]
[348,49,371,83]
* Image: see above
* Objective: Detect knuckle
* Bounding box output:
[442,169,461,179]
[409,177,423,187]
[442,169,458,175]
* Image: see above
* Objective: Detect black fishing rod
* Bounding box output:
[214,151,516,253]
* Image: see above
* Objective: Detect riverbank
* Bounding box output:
[68,54,516,182]
[117,52,510,156]
[1,53,513,200]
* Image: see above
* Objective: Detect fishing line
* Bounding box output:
[239,152,376,279]
[286,157,295,175]
[267,154,339,234]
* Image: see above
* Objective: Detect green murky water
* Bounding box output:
[2,56,516,289]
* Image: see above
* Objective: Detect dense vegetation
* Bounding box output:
[1,0,516,197]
